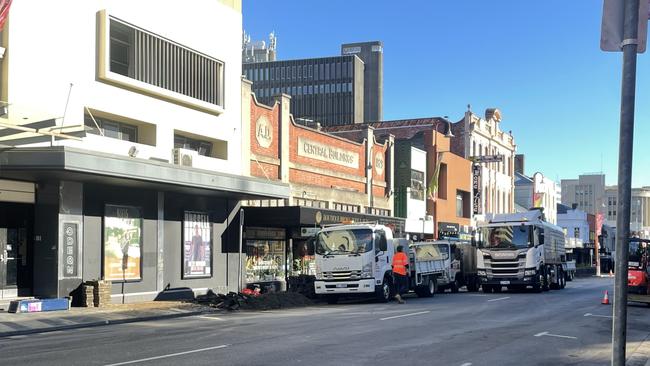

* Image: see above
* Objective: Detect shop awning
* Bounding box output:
[243,206,405,234]
[0,146,289,199]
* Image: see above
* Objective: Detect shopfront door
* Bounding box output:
[0,203,33,299]
[0,228,18,298]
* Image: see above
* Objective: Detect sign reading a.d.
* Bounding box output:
[601,0,648,53]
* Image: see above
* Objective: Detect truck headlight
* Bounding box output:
[361,263,373,278]
[477,270,487,276]
[524,269,536,276]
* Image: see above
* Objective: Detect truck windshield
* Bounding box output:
[629,240,648,266]
[480,226,532,250]
[316,229,373,255]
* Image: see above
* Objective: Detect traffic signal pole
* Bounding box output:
[612,0,639,364]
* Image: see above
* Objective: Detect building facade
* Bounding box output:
[451,108,517,220]
[557,204,594,267]
[240,88,401,292]
[514,172,559,224]
[242,31,277,63]
[242,41,383,126]
[325,118,473,239]
[560,174,606,216]
[393,142,433,239]
[0,0,289,303]
[605,186,650,237]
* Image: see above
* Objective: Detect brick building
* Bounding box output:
[239,80,402,291]
[325,119,473,239]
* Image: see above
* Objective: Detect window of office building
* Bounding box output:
[333,202,360,213]
[325,63,330,79]
[336,62,341,79]
[108,19,224,107]
[309,65,313,78]
[319,64,324,80]
[281,67,285,79]
[292,65,296,79]
[410,169,425,200]
[298,65,302,78]
[174,134,212,156]
[84,115,138,142]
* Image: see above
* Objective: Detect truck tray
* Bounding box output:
[628,294,650,306]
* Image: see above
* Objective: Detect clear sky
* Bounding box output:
[243,0,650,187]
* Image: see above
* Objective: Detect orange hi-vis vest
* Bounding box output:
[392,252,409,276]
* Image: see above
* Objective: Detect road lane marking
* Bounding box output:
[197,316,226,321]
[380,311,430,321]
[584,313,613,319]
[487,296,511,302]
[534,331,577,340]
[460,363,473,366]
[104,344,229,366]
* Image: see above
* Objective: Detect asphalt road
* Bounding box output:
[1,277,649,366]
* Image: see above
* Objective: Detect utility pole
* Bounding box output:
[611,1,640,364]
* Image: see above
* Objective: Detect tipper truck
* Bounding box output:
[477,209,567,293]
[313,223,447,303]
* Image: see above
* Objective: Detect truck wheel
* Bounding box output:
[550,266,559,290]
[482,285,493,293]
[451,277,460,293]
[467,282,479,292]
[376,277,392,303]
[557,268,566,290]
[532,272,543,293]
[542,268,550,292]
[326,296,339,304]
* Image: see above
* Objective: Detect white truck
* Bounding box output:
[476,209,567,293]
[314,223,396,304]
[313,223,445,303]
[427,239,480,293]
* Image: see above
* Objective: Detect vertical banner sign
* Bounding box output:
[472,164,482,214]
[183,211,212,278]
[62,223,78,277]
[104,205,142,281]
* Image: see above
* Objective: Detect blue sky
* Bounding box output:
[243,0,650,187]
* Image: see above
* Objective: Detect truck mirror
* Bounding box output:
[538,228,545,245]
[375,256,379,263]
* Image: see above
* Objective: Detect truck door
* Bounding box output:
[374,230,390,280]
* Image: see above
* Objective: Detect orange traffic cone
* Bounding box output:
[602,290,610,305]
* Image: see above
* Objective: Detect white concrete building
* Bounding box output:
[557,204,592,267]
[561,174,606,216]
[605,186,650,237]
[454,107,516,220]
[514,172,559,224]
[0,0,288,303]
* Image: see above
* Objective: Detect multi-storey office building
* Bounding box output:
[560,174,606,216]
[242,41,383,126]
[0,0,288,303]
[605,186,650,237]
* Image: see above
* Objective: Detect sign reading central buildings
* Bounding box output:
[298,137,359,169]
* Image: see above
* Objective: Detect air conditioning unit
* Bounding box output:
[172,148,197,167]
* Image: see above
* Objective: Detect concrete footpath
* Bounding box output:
[0,301,210,338]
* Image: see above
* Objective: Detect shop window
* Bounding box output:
[245,240,285,283]
[182,211,212,279]
[291,238,315,276]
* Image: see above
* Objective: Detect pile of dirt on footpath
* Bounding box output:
[240,292,314,311]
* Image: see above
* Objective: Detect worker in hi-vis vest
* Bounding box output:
[392,245,409,304]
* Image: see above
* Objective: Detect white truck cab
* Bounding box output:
[314,223,395,303]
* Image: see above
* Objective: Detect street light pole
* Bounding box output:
[431,117,454,240]
[612,0,639,363]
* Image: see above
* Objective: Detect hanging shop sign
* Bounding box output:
[472,164,482,215]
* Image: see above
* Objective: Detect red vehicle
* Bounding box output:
[628,238,650,295]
